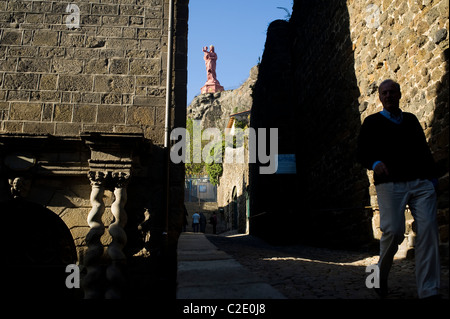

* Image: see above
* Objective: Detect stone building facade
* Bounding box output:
[250,0,448,250]
[217,131,250,235]
[0,0,188,298]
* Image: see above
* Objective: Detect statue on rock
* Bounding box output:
[201,45,224,94]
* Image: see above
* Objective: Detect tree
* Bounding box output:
[205,139,225,186]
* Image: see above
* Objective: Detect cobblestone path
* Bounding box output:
[206,233,449,299]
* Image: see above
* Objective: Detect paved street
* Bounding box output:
[177,232,285,299]
[205,233,449,299]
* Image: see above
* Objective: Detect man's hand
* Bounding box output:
[374,161,389,176]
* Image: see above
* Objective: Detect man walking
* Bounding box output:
[192,212,200,233]
[357,79,441,299]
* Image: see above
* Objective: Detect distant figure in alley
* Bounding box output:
[192,212,200,233]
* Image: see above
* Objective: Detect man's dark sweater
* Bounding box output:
[357,112,437,185]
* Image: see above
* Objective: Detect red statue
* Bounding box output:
[201,45,224,94]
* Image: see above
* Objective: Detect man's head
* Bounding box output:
[379,79,401,113]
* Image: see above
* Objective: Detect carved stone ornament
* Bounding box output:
[81,133,141,299]
[8,177,31,198]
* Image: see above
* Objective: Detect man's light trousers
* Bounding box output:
[376,179,440,298]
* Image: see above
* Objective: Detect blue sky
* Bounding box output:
[187,0,293,106]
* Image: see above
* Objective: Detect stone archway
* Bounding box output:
[2,198,78,298]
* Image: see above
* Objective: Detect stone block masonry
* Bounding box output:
[1,0,188,298]
[347,0,449,244]
[0,0,187,145]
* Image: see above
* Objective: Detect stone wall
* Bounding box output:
[249,0,448,248]
[0,0,189,298]
[217,149,249,234]
[0,0,185,143]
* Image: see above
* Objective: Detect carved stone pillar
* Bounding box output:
[81,133,142,299]
[84,170,132,299]
[105,172,130,299]
[83,171,106,299]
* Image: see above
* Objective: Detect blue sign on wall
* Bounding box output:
[275,154,297,174]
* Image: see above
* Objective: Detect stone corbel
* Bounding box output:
[2,152,36,200]
[8,177,32,198]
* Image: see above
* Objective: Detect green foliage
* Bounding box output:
[185,118,205,177]
[234,118,248,130]
[185,118,224,185]
[184,117,250,186]
[205,138,227,186]
[206,162,223,186]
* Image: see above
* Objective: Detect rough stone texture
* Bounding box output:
[0,0,188,144]
[218,151,249,234]
[249,0,448,249]
[348,0,449,246]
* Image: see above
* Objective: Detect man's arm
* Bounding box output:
[357,116,390,178]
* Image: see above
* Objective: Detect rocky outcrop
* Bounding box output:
[187,66,258,131]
